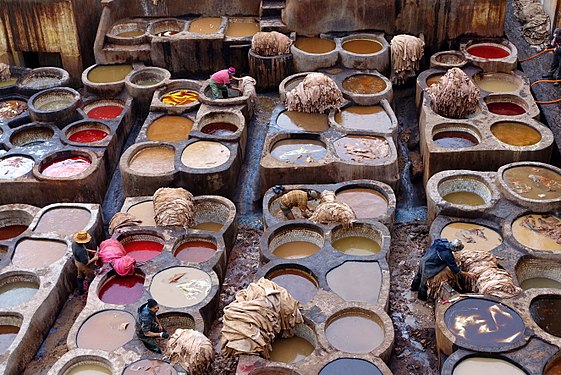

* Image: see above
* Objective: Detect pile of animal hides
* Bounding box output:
[153,187,195,228]
[390,34,425,85]
[108,212,142,235]
[309,190,356,229]
[251,31,292,57]
[285,73,346,113]
[221,278,303,358]
[238,76,257,116]
[0,63,10,82]
[164,329,213,375]
[426,68,480,119]
[513,0,551,47]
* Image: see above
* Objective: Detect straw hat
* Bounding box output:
[73,230,91,244]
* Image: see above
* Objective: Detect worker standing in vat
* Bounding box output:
[542,28,561,87]
[136,298,169,354]
[209,67,242,99]
[272,185,321,220]
[411,238,475,301]
[72,231,98,295]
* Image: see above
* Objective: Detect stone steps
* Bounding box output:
[260,0,285,17]
[259,16,289,34]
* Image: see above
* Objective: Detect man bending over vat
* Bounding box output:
[72,231,99,295]
[272,185,321,220]
[209,67,242,99]
[411,238,475,301]
[543,28,561,86]
[136,298,169,353]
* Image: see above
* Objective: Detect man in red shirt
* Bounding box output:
[209,67,242,99]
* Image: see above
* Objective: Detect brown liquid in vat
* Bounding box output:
[334,106,392,132]
[123,359,177,375]
[521,277,561,290]
[150,267,211,308]
[87,65,133,83]
[189,17,222,33]
[13,239,67,268]
[491,122,541,146]
[271,139,327,165]
[116,30,144,37]
[181,141,230,169]
[192,222,222,231]
[335,188,388,219]
[342,39,383,54]
[433,131,479,148]
[66,363,112,375]
[0,225,27,240]
[127,201,156,226]
[334,136,390,162]
[0,325,19,354]
[546,357,561,375]
[269,336,314,363]
[129,147,175,174]
[294,37,336,53]
[76,310,135,351]
[268,269,317,304]
[442,192,485,206]
[225,21,259,37]
[326,313,384,353]
[531,297,561,337]
[512,214,561,251]
[342,75,387,94]
[34,207,91,236]
[273,241,321,259]
[327,261,382,303]
[332,236,381,256]
[426,74,444,86]
[277,111,329,132]
[503,166,561,200]
[147,116,193,142]
[440,222,502,252]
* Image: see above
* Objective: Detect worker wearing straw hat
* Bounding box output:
[209,67,242,99]
[72,231,98,295]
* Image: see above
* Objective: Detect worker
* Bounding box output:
[209,67,242,99]
[136,298,169,353]
[272,185,320,220]
[411,238,475,301]
[542,28,561,86]
[72,231,98,295]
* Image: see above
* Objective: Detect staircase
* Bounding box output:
[259,0,289,33]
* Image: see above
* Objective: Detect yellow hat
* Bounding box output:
[73,231,91,244]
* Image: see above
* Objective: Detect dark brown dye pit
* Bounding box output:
[342,75,387,94]
[320,358,383,375]
[267,269,318,304]
[530,297,561,337]
[433,131,479,148]
[201,122,238,136]
[0,225,27,240]
[487,102,526,116]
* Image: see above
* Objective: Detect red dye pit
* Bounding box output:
[467,45,509,59]
[41,156,91,177]
[201,122,238,136]
[98,274,144,304]
[0,225,27,240]
[87,105,123,120]
[174,241,217,263]
[123,240,163,262]
[487,102,525,116]
[69,129,109,143]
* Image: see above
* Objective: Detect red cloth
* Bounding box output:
[112,255,136,276]
[98,239,126,263]
[210,69,231,85]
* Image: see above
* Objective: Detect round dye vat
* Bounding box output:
[433,131,479,149]
[188,17,222,33]
[487,102,525,116]
[201,122,238,136]
[273,241,321,259]
[335,188,388,219]
[87,65,133,83]
[0,78,17,88]
[334,106,392,132]
[123,359,178,375]
[521,277,561,290]
[0,325,19,354]
[174,240,217,263]
[426,74,444,87]
[0,156,34,179]
[98,274,145,305]
[267,268,318,304]
[271,139,327,165]
[181,141,230,169]
[147,116,193,142]
[342,39,383,54]
[442,192,486,206]
[36,98,73,111]
[34,207,91,236]
[294,37,336,54]
[334,136,390,162]
[512,214,561,251]
[225,20,259,37]
[440,222,502,252]
[332,236,381,256]
[65,363,112,375]
[444,298,525,349]
[0,281,38,308]
[531,297,561,337]
[123,240,163,262]
[41,156,91,177]
[155,30,180,37]
[467,44,510,59]
[491,122,541,146]
[76,310,135,351]
[0,100,27,119]
[320,358,383,375]
[192,222,222,231]
[129,147,175,174]
[342,75,387,94]
[68,129,108,143]
[453,357,525,375]
[150,267,211,308]
[546,357,561,375]
[161,90,199,106]
[86,103,124,120]
[277,111,329,132]
[134,78,162,87]
[0,225,27,240]
[12,239,67,268]
[476,76,520,93]
[325,312,384,353]
[503,166,561,200]
[269,336,314,363]
[126,201,156,226]
[327,261,382,303]
[116,30,145,38]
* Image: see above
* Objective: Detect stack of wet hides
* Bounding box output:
[153,187,195,228]
[514,0,551,47]
[251,31,292,57]
[390,34,425,85]
[285,73,346,113]
[108,212,142,235]
[309,190,356,229]
[426,68,480,119]
[164,329,213,375]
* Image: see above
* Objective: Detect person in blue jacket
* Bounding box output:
[411,238,475,301]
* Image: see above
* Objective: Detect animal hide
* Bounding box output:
[390,34,424,85]
[108,212,142,235]
[513,0,551,47]
[309,190,356,229]
[426,68,480,119]
[153,187,195,228]
[164,329,213,375]
[251,31,292,57]
[285,73,345,113]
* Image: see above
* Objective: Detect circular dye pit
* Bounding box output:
[12,239,67,268]
[41,156,91,178]
[35,97,74,112]
[87,64,133,83]
[285,77,306,92]
[123,240,163,262]
[332,236,381,256]
[34,207,90,236]
[521,277,561,290]
[325,312,384,353]
[225,20,259,38]
[181,141,230,169]
[0,225,27,240]
[201,122,238,136]
[491,122,541,146]
[453,357,525,375]
[442,191,485,206]
[444,298,525,350]
[327,261,382,303]
[0,100,27,119]
[85,101,125,120]
[98,274,145,305]
[320,358,383,375]
[150,267,211,308]
[0,78,17,88]
[161,90,199,106]
[76,310,135,351]
[512,214,561,251]
[334,136,390,162]
[273,241,321,259]
[68,129,108,143]
[147,116,193,142]
[174,240,217,263]
[467,44,510,59]
[269,336,314,363]
[476,75,520,93]
[65,362,112,375]
[426,74,444,87]
[440,222,502,252]
[334,106,392,132]
[11,127,54,147]
[129,147,175,174]
[267,268,318,304]
[189,17,221,33]
[438,177,491,206]
[0,325,19,354]
[0,156,34,179]
[115,31,144,38]
[503,166,561,200]
[531,297,561,337]
[126,201,156,226]
[123,359,178,375]
[433,131,479,149]
[192,222,223,231]
[342,75,387,94]
[342,39,382,54]
[0,280,38,308]
[546,356,561,375]
[487,102,525,116]
[277,111,329,132]
[335,188,388,219]
[294,37,336,54]
[271,139,327,164]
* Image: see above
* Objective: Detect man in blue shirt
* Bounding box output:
[72,231,98,295]
[543,28,561,86]
[136,298,169,353]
